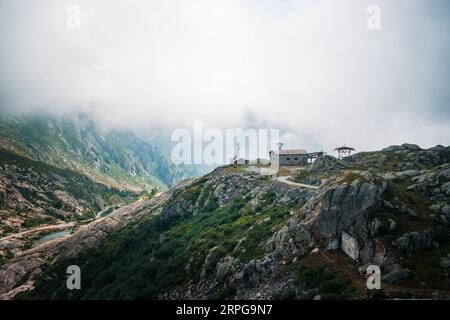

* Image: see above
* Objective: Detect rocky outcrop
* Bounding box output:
[341,231,359,260]
[308,155,348,172]
[382,263,409,283]
[216,256,239,280]
[405,164,450,226]
[382,144,420,152]
[392,230,437,254]
[267,176,383,259]
[0,255,45,297]
[350,144,449,172]
[306,181,380,242]
[166,169,314,220]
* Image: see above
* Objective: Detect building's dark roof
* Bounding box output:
[272,149,307,155]
[334,146,355,151]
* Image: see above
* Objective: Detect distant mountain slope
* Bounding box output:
[0,147,138,258]
[0,115,196,192]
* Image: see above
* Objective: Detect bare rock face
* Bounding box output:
[308,155,348,172]
[0,255,44,295]
[216,256,239,280]
[307,182,380,241]
[341,231,359,260]
[401,143,422,151]
[392,230,438,254]
[382,264,410,283]
[57,189,176,259]
[264,174,385,266]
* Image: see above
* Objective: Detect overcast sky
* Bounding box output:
[0,0,449,155]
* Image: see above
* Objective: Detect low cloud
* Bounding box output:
[0,0,449,155]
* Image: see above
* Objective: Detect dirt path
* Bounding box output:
[0,222,75,242]
[277,176,319,190]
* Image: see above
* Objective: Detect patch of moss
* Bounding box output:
[294,263,354,299]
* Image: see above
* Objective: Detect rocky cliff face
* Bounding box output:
[1,144,449,300]
[0,115,198,192]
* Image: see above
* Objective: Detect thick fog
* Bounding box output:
[0,0,449,155]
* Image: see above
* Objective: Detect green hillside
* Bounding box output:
[0,115,195,192]
[18,144,450,300]
[0,147,138,241]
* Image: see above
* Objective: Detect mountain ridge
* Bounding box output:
[0,114,198,192]
[0,146,140,262]
[1,143,449,299]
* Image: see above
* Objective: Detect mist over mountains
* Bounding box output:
[0,114,201,191]
[0,0,449,304]
[1,0,449,154]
